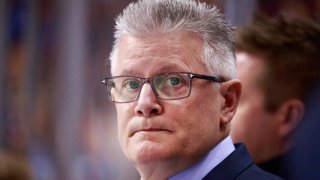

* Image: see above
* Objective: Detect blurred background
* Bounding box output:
[0,0,319,179]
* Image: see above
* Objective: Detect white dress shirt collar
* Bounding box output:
[168,136,235,180]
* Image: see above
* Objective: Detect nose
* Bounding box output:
[134,83,163,117]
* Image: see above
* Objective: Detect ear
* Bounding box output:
[278,99,304,137]
[220,79,242,125]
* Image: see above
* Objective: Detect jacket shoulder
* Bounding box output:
[235,163,283,180]
[203,144,283,180]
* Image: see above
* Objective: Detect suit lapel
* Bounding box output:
[203,144,254,180]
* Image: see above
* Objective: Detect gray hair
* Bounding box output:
[109,0,236,79]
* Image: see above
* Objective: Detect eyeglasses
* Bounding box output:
[101,72,225,103]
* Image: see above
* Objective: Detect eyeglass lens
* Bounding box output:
[106,73,191,102]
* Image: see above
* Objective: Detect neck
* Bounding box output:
[254,138,290,163]
[136,155,204,180]
[137,161,186,180]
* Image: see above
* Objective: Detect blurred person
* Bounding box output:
[0,150,32,180]
[231,16,320,178]
[289,85,320,180]
[101,0,282,179]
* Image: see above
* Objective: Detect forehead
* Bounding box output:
[113,31,208,76]
[236,51,266,90]
[236,52,265,75]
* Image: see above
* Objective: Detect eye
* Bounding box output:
[153,73,188,90]
[169,77,182,86]
[163,75,186,87]
[123,79,140,90]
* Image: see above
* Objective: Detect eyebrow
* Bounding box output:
[119,64,189,77]
[155,65,187,74]
[119,69,143,76]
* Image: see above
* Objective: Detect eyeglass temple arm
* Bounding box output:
[101,79,116,88]
[190,73,226,82]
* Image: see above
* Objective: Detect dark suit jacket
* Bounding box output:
[258,153,290,178]
[203,144,283,180]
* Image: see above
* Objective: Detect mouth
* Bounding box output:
[131,128,171,137]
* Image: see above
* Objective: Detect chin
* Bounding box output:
[129,140,176,164]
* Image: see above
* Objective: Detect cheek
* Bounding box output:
[162,102,199,144]
[232,98,271,141]
[235,104,255,124]
[232,102,257,137]
[165,104,191,132]
[115,105,133,141]
[170,95,217,127]
[176,93,220,143]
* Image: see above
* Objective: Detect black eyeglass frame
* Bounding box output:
[101,72,226,103]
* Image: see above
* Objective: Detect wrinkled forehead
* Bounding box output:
[112,32,207,76]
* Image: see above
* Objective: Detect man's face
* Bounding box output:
[230,51,279,162]
[113,31,225,168]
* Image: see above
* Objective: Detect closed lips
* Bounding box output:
[131,127,172,137]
